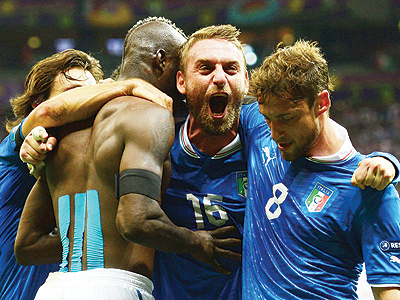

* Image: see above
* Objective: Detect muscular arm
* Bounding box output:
[21,78,172,137]
[115,103,241,274]
[14,175,62,265]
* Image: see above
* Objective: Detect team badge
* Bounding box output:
[236,171,247,198]
[305,182,333,212]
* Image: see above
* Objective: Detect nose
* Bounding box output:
[269,121,284,142]
[213,65,227,88]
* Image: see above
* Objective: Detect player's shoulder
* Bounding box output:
[98,95,172,124]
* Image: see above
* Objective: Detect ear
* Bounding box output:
[244,71,249,95]
[176,70,186,95]
[316,90,330,116]
[154,49,166,77]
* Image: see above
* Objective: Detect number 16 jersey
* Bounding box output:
[152,113,248,300]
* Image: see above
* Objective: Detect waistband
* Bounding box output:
[47,268,153,292]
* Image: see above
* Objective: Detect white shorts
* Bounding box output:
[34,268,154,300]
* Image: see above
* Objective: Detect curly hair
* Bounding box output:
[5,49,103,132]
[250,40,335,107]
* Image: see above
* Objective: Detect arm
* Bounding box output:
[21,78,173,137]
[372,287,400,300]
[115,103,241,274]
[14,175,62,265]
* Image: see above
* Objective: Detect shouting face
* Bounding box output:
[177,38,249,135]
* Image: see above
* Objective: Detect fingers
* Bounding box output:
[20,127,57,166]
[127,79,174,113]
[210,260,232,275]
[351,171,365,190]
[31,126,48,142]
[20,135,46,164]
[46,136,57,151]
[213,237,242,249]
[99,78,115,84]
[215,246,242,261]
[211,225,240,237]
[352,157,395,191]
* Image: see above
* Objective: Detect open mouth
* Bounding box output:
[209,93,228,118]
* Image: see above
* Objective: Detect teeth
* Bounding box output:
[212,92,227,97]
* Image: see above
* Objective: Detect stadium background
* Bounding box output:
[0,1,399,298]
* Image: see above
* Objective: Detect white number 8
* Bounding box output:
[265,183,288,220]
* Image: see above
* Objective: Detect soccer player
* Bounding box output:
[241,40,400,299]
[20,25,400,300]
[15,17,241,300]
[1,48,172,300]
[151,24,249,300]
[152,25,400,300]
[0,49,102,300]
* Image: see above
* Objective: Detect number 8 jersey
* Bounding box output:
[241,102,400,299]
[152,109,250,300]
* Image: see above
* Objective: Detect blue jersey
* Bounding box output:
[0,123,58,300]
[241,103,400,299]
[152,105,253,299]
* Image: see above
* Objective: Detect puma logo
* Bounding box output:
[262,146,276,166]
[390,256,400,264]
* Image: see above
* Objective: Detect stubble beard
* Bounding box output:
[280,124,319,162]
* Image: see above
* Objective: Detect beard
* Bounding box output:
[279,123,320,162]
[187,91,244,136]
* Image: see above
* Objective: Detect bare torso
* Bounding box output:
[46,97,171,279]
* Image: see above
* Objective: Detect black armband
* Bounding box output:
[115,169,161,201]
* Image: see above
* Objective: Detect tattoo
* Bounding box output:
[146,111,174,163]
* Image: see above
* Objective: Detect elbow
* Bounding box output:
[116,216,142,243]
[14,241,31,266]
[116,211,148,244]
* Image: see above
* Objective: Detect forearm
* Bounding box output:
[15,176,62,265]
[116,195,201,254]
[21,80,135,137]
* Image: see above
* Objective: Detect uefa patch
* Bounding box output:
[236,171,247,198]
[305,182,333,212]
[380,240,400,252]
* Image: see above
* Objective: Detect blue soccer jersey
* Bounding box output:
[241,103,400,299]
[152,106,252,299]
[0,123,58,300]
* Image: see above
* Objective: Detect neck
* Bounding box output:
[187,115,239,156]
[309,116,343,157]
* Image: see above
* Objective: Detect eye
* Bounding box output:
[198,64,212,74]
[281,115,295,123]
[225,64,239,74]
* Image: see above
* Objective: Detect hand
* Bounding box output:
[20,126,57,174]
[351,157,395,190]
[190,225,242,275]
[123,78,173,113]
